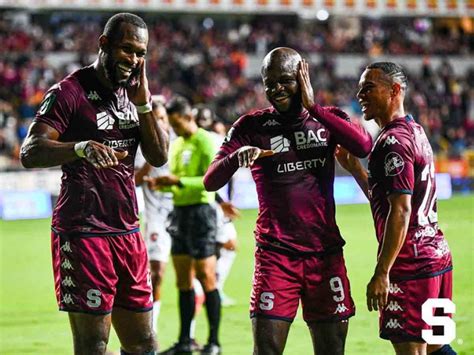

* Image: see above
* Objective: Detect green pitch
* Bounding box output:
[1,195,472,354]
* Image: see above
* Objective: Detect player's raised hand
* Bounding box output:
[127,58,151,107]
[366,272,389,312]
[82,140,128,169]
[237,146,274,168]
[297,59,315,110]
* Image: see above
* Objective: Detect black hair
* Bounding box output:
[103,13,147,43]
[366,62,408,90]
[166,96,193,117]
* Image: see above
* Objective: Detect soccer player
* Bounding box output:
[19,13,169,355]
[147,96,221,355]
[336,62,455,355]
[203,47,372,354]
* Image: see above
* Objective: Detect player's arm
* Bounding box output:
[335,145,369,198]
[135,162,152,186]
[367,193,411,312]
[298,59,372,158]
[20,122,128,169]
[128,59,169,167]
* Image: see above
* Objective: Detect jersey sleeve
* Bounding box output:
[377,128,415,196]
[33,81,79,135]
[203,115,252,191]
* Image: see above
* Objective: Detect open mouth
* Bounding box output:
[273,95,289,103]
[117,64,133,76]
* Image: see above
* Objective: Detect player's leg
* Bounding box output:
[111,309,156,354]
[252,317,291,355]
[216,221,238,306]
[301,252,355,355]
[68,313,112,355]
[391,341,427,354]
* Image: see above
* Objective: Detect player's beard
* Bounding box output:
[104,53,133,88]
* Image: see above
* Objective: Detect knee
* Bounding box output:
[195,270,216,291]
[121,332,156,354]
[73,334,108,355]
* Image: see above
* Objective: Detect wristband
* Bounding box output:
[74,141,89,158]
[135,102,153,114]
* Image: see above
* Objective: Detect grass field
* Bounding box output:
[1,195,473,354]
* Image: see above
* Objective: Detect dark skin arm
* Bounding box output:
[20,122,127,169]
[128,60,168,167]
[335,145,369,199]
[366,193,411,311]
[134,162,152,186]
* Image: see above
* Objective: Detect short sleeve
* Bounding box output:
[377,128,415,195]
[34,81,78,135]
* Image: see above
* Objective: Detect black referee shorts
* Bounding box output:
[167,203,217,259]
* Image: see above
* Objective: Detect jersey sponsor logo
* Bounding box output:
[259,292,275,311]
[383,135,400,147]
[103,138,136,149]
[385,318,403,329]
[61,276,76,288]
[333,303,349,314]
[435,240,450,257]
[385,301,403,312]
[223,127,235,144]
[38,92,57,115]
[96,112,115,130]
[60,241,72,253]
[62,293,74,305]
[384,152,405,176]
[118,110,139,129]
[86,289,102,308]
[87,91,101,101]
[270,135,290,153]
[389,283,404,294]
[294,129,327,150]
[263,119,281,127]
[414,225,437,239]
[61,259,74,270]
[277,158,326,173]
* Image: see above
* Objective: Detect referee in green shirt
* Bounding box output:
[147,96,221,355]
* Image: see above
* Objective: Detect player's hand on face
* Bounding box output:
[366,272,389,312]
[297,59,315,110]
[335,145,362,173]
[220,201,241,220]
[83,140,128,169]
[237,146,274,168]
[127,58,151,107]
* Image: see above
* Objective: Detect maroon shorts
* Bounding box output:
[52,231,153,314]
[250,246,355,322]
[380,270,453,342]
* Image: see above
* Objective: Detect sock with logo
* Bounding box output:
[204,289,221,345]
[152,301,161,334]
[430,345,457,355]
[178,289,195,343]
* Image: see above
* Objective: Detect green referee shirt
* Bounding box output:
[168,128,216,206]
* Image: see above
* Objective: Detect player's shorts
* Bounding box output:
[250,245,355,323]
[380,269,453,343]
[167,204,217,259]
[51,230,153,314]
[143,218,172,263]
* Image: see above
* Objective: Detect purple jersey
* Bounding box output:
[367,115,452,279]
[34,66,141,235]
[206,105,371,253]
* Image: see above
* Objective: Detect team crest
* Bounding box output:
[384,152,405,176]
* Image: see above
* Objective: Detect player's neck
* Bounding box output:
[183,123,199,138]
[93,59,116,91]
[378,106,405,129]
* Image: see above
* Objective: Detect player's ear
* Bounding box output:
[99,35,109,52]
[391,83,401,97]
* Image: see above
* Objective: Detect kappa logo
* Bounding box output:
[384,152,405,176]
[334,303,349,314]
[385,318,403,329]
[383,135,400,147]
[96,112,115,130]
[389,283,404,294]
[60,241,72,253]
[270,135,290,153]
[87,91,101,101]
[385,301,404,312]
[62,276,76,288]
[263,119,281,127]
[61,259,74,270]
[294,129,327,150]
[62,294,74,305]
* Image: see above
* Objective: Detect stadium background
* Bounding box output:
[0,1,473,354]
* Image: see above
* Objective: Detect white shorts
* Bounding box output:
[144,219,172,263]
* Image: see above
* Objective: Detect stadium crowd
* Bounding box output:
[1,11,473,169]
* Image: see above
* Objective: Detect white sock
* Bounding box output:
[190,318,196,339]
[217,248,236,291]
[152,301,161,334]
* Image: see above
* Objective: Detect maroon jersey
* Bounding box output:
[205,105,372,253]
[367,115,452,279]
[34,66,141,235]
